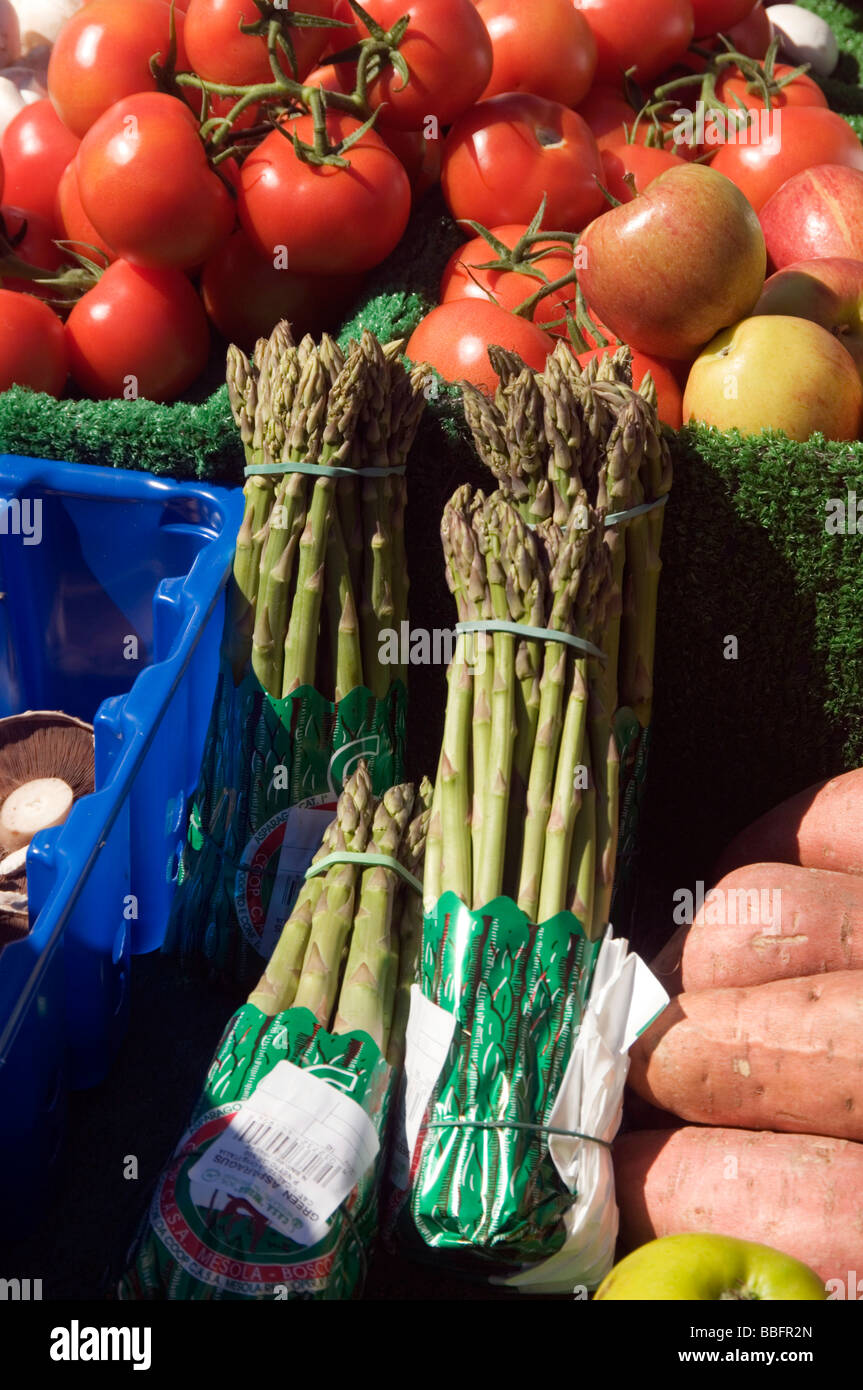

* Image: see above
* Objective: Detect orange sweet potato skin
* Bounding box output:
[715,767,863,880]
[628,971,863,1140]
[652,863,863,994]
[613,1126,863,1284]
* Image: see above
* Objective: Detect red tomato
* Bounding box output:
[65,260,210,401]
[201,228,361,347]
[577,84,638,142]
[576,345,683,428]
[577,86,695,158]
[716,63,828,116]
[0,100,79,234]
[76,93,235,271]
[407,299,554,391]
[0,206,65,295]
[47,0,188,139]
[600,143,687,202]
[55,160,116,263]
[381,126,442,199]
[238,110,411,274]
[597,118,697,159]
[711,107,863,212]
[205,92,264,133]
[0,289,68,396]
[441,94,606,232]
[184,0,334,85]
[689,0,756,38]
[439,224,576,332]
[475,0,597,107]
[333,0,492,130]
[576,0,694,85]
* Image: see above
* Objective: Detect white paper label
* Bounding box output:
[390,986,457,1188]
[188,1061,379,1247]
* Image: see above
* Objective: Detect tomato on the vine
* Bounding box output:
[65,259,210,402]
[576,345,683,428]
[715,63,829,116]
[333,0,493,131]
[711,107,863,210]
[576,85,695,159]
[238,110,411,274]
[76,93,235,271]
[201,228,361,347]
[600,143,687,202]
[576,0,695,85]
[47,0,188,139]
[406,299,554,392]
[0,289,68,396]
[184,0,335,86]
[0,99,79,234]
[439,225,576,332]
[0,206,65,294]
[55,160,116,264]
[475,0,597,108]
[441,94,606,232]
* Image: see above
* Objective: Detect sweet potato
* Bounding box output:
[628,971,863,1140]
[613,1126,863,1284]
[651,863,863,993]
[715,767,863,880]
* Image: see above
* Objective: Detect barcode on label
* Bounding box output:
[232,1115,346,1189]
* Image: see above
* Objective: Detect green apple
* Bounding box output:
[595,1233,827,1301]
[683,314,863,442]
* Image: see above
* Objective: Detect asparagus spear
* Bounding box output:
[516,518,591,921]
[438,489,480,907]
[537,523,608,923]
[331,781,416,1050]
[619,393,673,726]
[388,776,432,1067]
[291,762,375,1024]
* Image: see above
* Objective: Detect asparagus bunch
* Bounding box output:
[425,485,613,938]
[461,339,672,728]
[248,762,432,1061]
[225,322,428,702]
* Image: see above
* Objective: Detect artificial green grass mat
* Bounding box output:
[1,0,862,929]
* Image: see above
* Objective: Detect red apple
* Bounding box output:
[751,256,863,377]
[683,314,863,442]
[760,164,863,270]
[577,163,766,360]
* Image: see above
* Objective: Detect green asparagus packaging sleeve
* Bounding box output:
[390,899,668,1292]
[119,1003,394,1301]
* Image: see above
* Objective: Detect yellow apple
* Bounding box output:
[595,1233,827,1301]
[683,314,863,441]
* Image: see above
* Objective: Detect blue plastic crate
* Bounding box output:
[0,457,244,1230]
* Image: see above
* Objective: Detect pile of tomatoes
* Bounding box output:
[0,0,858,410]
